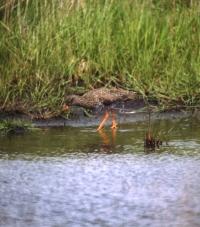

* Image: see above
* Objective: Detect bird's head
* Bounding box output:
[65,95,81,105]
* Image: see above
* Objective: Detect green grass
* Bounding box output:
[0,0,200,115]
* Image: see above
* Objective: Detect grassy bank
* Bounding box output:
[0,0,200,116]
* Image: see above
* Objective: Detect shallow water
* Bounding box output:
[0,117,200,227]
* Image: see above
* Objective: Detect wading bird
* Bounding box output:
[65,87,138,130]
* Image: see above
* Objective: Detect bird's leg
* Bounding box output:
[97,111,110,131]
[111,111,117,129]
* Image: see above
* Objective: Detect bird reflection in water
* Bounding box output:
[97,127,117,153]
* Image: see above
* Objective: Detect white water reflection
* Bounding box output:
[0,154,200,227]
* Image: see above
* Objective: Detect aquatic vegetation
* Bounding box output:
[0,119,33,135]
[144,131,163,150]
[144,107,163,150]
[0,0,199,115]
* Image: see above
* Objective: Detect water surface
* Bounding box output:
[0,118,200,227]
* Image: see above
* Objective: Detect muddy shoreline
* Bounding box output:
[0,105,192,129]
[34,110,191,128]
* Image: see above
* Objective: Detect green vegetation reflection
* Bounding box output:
[0,118,200,159]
